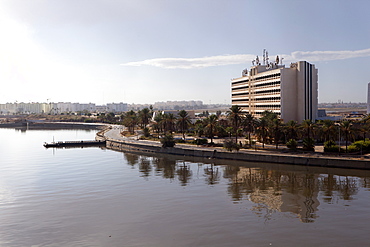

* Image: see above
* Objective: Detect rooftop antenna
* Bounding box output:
[263,49,266,65]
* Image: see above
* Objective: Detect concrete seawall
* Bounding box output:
[104,137,370,170]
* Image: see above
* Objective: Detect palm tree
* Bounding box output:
[321,119,337,142]
[204,114,218,144]
[340,121,353,152]
[163,113,176,133]
[227,105,244,143]
[256,118,268,148]
[122,110,137,134]
[153,111,164,135]
[285,120,298,141]
[139,108,151,128]
[272,118,283,149]
[177,110,191,139]
[241,113,256,148]
[302,119,315,139]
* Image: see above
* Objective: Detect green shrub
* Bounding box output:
[192,138,208,145]
[160,134,176,148]
[324,140,340,152]
[302,138,315,151]
[286,139,297,150]
[350,140,370,153]
[346,145,359,153]
[324,146,343,153]
[223,140,240,152]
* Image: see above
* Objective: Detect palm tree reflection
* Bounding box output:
[122,152,365,223]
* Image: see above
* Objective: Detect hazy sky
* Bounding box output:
[1,0,370,105]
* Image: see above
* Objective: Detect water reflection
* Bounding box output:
[204,164,220,185]
[176,162,193,186]
[122,151,370,223]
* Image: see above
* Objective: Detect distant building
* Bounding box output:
[231,56,318,122]
[106,102,128,113]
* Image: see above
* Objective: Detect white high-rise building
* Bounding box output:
[231,58,318,122]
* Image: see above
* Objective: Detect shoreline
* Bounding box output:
[0,121,106,130]
[101,127,370,170]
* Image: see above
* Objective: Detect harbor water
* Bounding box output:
[0,128,370,246]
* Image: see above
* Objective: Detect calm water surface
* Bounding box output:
[1,128,370,247]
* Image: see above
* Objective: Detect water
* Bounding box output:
[1,128,370,247]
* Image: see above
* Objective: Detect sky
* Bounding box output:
[1,0,370,105]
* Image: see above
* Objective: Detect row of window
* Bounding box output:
[232,88,280,97]
[231,79,249,86]
[232,80,280,91]
[252,80,280,88]
[254,111,281,115]
[253,105,281,108]
[250,72,281,81]
[253,88,280,94]
[232,96,281,102]
[232,75,281,87]
[253,97,280,101]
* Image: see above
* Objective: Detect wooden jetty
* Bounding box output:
[43,140,106,148]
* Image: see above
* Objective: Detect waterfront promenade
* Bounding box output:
[101,126,370,170]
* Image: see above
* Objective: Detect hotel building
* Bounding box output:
[231,59,318,122]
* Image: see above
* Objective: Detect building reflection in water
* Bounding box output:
[122,152,368,223]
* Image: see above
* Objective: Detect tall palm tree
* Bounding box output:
[177,110,191,139]
[154,111,164,135]
[204,114,218,144]
[302,119,315,139]
[321,119,337,142]
[139,108,151,128]
[241,113,256,148]
[163,113,176,133]
[256,118,268,148]
[227,105,244,143]
[272,118,283,149]
[122,110,137,134]
[340,121,353,152]
[285,120,298,141]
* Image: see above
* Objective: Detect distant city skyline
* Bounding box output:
[1,0,370,105]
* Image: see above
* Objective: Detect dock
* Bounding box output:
[43,140,106,148]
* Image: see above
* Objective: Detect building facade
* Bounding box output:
[231,60,318,122]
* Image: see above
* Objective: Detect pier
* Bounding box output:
[43,140,106,148]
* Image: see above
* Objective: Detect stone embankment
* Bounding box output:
[101,126,370,170]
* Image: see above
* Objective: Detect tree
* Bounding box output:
[302,119,315,139]
[321,120,337,142]
[163,113,176,133]
[340,121,353,152]
[177,110,191,139]
[285,120,298,141]
[204,114,218,144]
[272,118,283,149]
[122,110,137,134]
[139,108,151,128]
[256,118,268,148]
[160,134,176,148]
[227,105,244,143]
[241,113,256,148]
[260,110,278,144]
[153,111,164,135]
